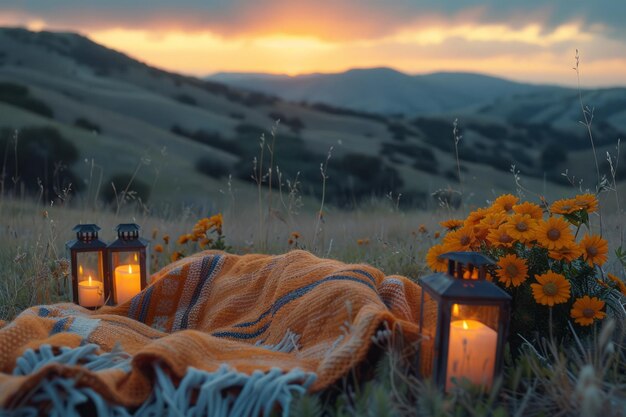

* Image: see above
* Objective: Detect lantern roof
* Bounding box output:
[67,224,107,249]
[440,251,495,266]
[108,223,148,249]
[419,272,511,303]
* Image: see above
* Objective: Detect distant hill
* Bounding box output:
[208,68,561,115]
[0,27,624,210]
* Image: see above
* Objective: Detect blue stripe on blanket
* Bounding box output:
[179,255,221,329]
[137,286,155,323]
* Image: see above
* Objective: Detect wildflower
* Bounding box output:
[434,231,440,239]
[492,194,519,213]
[171,251,184,262]
[442,226,474,251]
[512,201,543,220]
[531,272,570,306]
[496,254,528,287]
[163,235,170,245]
[505,213,537,243]
[426,244,449,272]
[579,234,608,266]
[573,193,598,213]
[570,296,606,326]
[288,239,294,245]
[607,273,626,296]
[357,238,370,246]
[549,242,583,262]
[199,238,212,249]
[209,213,224,234]
[464,208,491,227]
[291,232,301,239]
[550,198,578,215]
[418,224,428,234]
[154,244,164,253]
[475,212,507,241]
[486,225,514,248]
[42,210,48,218]
[178,234,191,245]
[439,219,463,231]
[533,217,574,250]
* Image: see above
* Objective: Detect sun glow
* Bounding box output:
[82,20,626,85]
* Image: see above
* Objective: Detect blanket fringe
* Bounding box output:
[5,344,316,417]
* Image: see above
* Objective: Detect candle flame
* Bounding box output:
[462,320,469,330]
[88,275,92,285]
[134,253,138,262]
[452,304,460,317]
[79,265,83,275]
[128,264,133,273]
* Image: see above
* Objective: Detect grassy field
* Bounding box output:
[1,180,625,416]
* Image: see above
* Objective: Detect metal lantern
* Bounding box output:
[66,224,108,308]
[417,251,511,391]
[107,223,149,305]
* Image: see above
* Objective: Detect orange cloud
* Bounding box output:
[86,22,626,87]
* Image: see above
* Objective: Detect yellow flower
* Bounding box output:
[163,235,170,245]
[426,244,449,272]
[209,213,224,234]
[505,213,537,243]
[570,296,606,326]
[492,194,519,213]
[199,238,212,249]
[496,254,528,287]
[531,272,571,306]
[439,219,464,231]
[442,226,474,252]
[291,232,301,239]
[178,234,191,245]
[464,207,491,227]
[573,193,598,213]
[475,212,507,241]
[549,242,583,262]
[579,234,608,266]
[533,217,575,250]
[418,224,428,234]
[486,225,515,248]
[550,198,578,215]
[357,238,370,246]
[512,201,543,220]
[154,244,164,253]
[170,251,184,262]
[607,273,626,296]
[434,231,441,239]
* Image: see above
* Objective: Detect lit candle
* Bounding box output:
[114,264,141,304]
[446,319,497,391]
[78,275,104,308]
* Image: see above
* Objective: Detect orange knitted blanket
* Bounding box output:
[0,250,421,414]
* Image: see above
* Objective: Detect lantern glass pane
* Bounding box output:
[75,251,105,307]
[446,303,500,390]
[419,291,439,378]
[111,250,142,304]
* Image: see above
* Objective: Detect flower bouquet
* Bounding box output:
[427,194,625,346]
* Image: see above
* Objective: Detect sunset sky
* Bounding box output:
[3,1,626,86]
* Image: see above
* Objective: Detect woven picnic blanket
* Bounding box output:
[0,250,422,416]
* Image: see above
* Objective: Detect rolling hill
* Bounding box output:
[0,27,624,211]
[208,68,562,116]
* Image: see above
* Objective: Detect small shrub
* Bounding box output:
[173,94,197,106]
[74,117,101,134]
[0,82,54,118]
[195,157,229,179]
